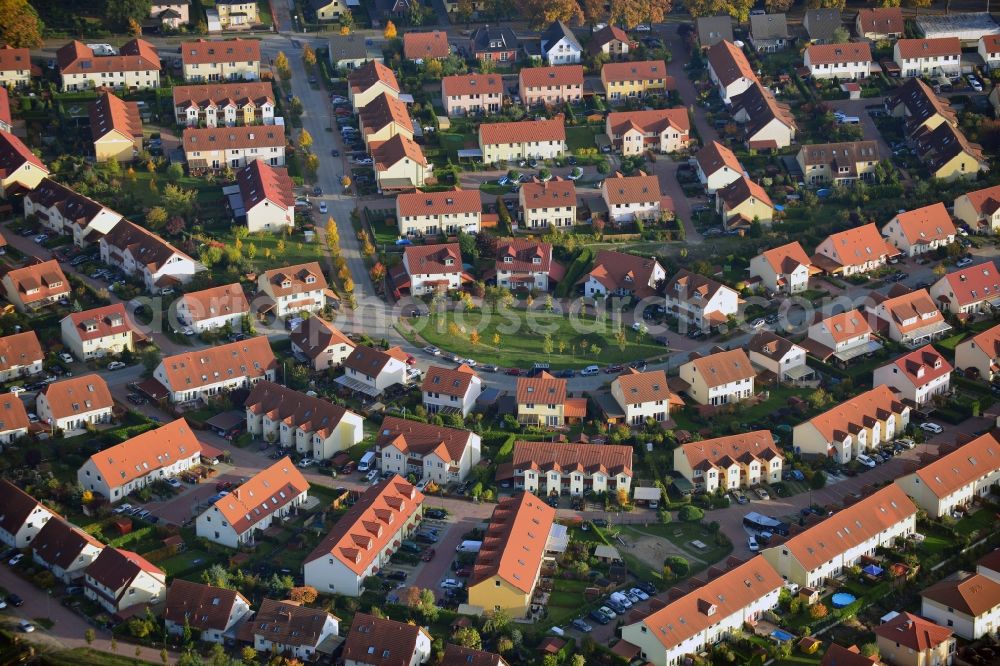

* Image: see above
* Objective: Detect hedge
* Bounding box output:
[555,248,594,298]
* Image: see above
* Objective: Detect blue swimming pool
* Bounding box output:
[771,630,795,642]
[831,592,857,608]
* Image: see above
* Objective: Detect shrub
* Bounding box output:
[678,505,704,522]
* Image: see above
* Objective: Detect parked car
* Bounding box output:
[440,578,463,589]
[855,454,876,468]
[589,609,610,625]
[919,422,943,434]
[748,536,759,552]
[107,361,126,371]
[598,605,617,619]
[17,620,32,633]
[571,618,593,632]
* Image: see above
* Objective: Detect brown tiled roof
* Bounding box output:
[959,183,1000,216]
[182,125,284,153]
[172,81,274,110]
[590,25,630,50]
[885,78,956,131]
[0,87,8,129]
[803,385,904,442]
[178,283,250,324]
[873,612,952,653]
[5,259,69,304]
[495,238,553,274]
[782,484,915,572]
[913,121,985,173]
[420,364,478,398]
[820,644,882,666]
[86,547,164,593]
[441,73,503,97]
[512,440,632,477]
[748,330,803,363]
[304,476,423,574]
[978,548,1000,574]
[372,133,427,169]
[856,7,903,35]
[935,261,1000,309]
[238,160,293,211]
[359,92,413,137]
[896,37,960,59]
[707,40,757,87]
[718,175,773,209]
[686,348,755,388]
[85,419,201,491]
[696,140,743,176]
[602,59,669,84]
[516,371,566,405]
[57,39,160,75]
[520,178,576,210]
[910,433,1000,500]
[0,130,47,174]
[396,188,480,217]
[289,317,354,360]
[403,243,462,275]
[403,30,450,60]
[585,250,663,297]
[470,492,555,592]
[262,262,327,296]
[608,108,690,138]
[348,60,399,95]
[102,220,193,272]
[164,579,249,632]
[209,455,309,534]
[40,374,113,420]
[252,598,339,648]
[602,170,661,205]
[879,288,945,335]
[889,202,956,245]
[806,42,872,65]
[480,116,565,146]
[26,179,120,230]
[0,393,29,434]
[520,64,584,89]
[798,141,879,171]
[0,46,30,73]
[678,430,781,472]
[665,269,732,307]
[245,381,358,439]
[89,92,141,143]
[343,613,430,666]
[0,479,53,537]
[31,516,102,571]
[0,331,42,374]
[731,82,796,137]
[181,39,260,65]
[376,415,476,464]
[159,337,275,391]
[922,572,1000,617]
[442,645,506,666]
[343,344,409,377]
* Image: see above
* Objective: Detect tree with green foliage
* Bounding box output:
[105,0,152,31]
[453,626,482,650]
[678,504,704,521]
[0,0,42,47]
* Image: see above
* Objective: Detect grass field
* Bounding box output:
[159,549,221,577]
[565,126,601,152]
[413,310,669,369]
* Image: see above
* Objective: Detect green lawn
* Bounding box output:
[413,310,669,369]
[159,549,222,578]
[621,522,733,571]
[955,508,997,537]
[671,386,815,433]
[565,126,601,152]
[547,578,597,626]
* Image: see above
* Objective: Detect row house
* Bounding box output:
[303,477,423,596]
[77,419,202,502]
[867,287,950,346]
[707,40,757,103]
[717,175,774,229]
[343,614,431,666]
[24,178,123,247]
[375,416,481,483]
[601,170,665,223]
[244,381,363,459]
[372,134,431,192]
[181,39,260,82]
[730,82,797,150]
[172,81,275,127]
[954,182,1000,233]
[339,345,409,396]
[792,384,909,463]
[358,92,413,149]
[605,108,691,156]
[395,188,481,237]
[90,92,142,163]
[2,260,70,313]
[0,88,12,133]
[621,558,783,666]
[0,46,33,87]
[885,77,956,135]
[602,60,671,102]
[882,202,956,257]
[515,372,587,427]
[931,260,1000,316]
[540,21,582,64]
[582,249,665,298]
[695,140,744,194]
[479,116,565,164]
[196,456,310,548]
[761,484,916,588]
[289,316,355,371]
[348,60,400,110]
[468,493,556,618]
[36,374,114,434]
[0,395,29,445]
[855,7,904,40]
[610,368,683,425]
[747,330,812,383]
[56,39,160,92]
[100,220,197,293]
[980,34,1000,71]
[420,364,482,417]
[673,430,783,493]
[519,65,583,106]
[60,303,138,361]
[234,159,294,233]
[153,336,276,404]
[0,331,43,384]
[31,517,103,584]
[679,348,756,406]
[921,573,1000,641]
[664,269,740,333]
[874,344,952,406]
[804,42,872,79]
[177,283,250,333]
[84,547,166,615]
[164,580,251,645]
[519,178,576,230]
[0,480,56,549]
[400,243,468,294]
[749,241,815,294]
[811,223,900,276]
[441,73,503,116]
[257,262,328,318]
[183,125,286,170]
[796,141,880,186]
[894,37,961,77]
[507,440,633,496]
[245,599,339,661]
[804,310,880,364]
[0,131,49,196]
[912,121,987,183]
[897,432,1000,519]
[492,238,561,292]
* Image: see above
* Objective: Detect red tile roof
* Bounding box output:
[372,133,427,169]
[343,613,431,666]
[896,37,960,59]
[181,38,259,65]
[288,317,354,360]
[856,7,904,36]
[878,288,945,335]
[516,371,566,405]
[403,30,450,60]
[678,430,781,472]
[922,572,1000,617]
[0,46,31,73]
[883,344,952,389]
[57,39,160,75]
[348,60,400,95]
[959,183,1000,216]
[0,331,42,373]
[873,612,952,652]
[590,25,630,50]
[40,374,113,420]
[0,393,29,434]
[718,174,773,209]
[420,364,478,398]
[520,64,584,89]
[602,59,669,84]
[760,241,812,275]
[89,92,141,143]
[806,42,872,65]
[237,160,293,213]
[172,81,274,110]
[707,40,757,87]
[820,644,882,666]
[158,336,275,391]
[665,269,734,309]
[909,433,1000,500]
[441,73,503,97]
[495,238,553,275]
[396,188,480,217]
[359,92,413,137]
[608,108,690,138]
[442,645,506,666]
[178,283,250,324]
[376,415,476,464]
[261,262,327,297]
[403,243,462,275]
[182,125,285,153]
[520,178,576,210]
[512,440,632,477]
[0,87,10,129]
[615,368,683,407]
[5,259,69,304]
[685,348,755,388]
[602,170,662,205]
[585,250,663,297]
[209,456,309,534]
[164,579,249,632]
[935,261,1000,309]
[889,202,956,245]
[85,419,201,491]
[813,310,872,344]
[470,492,556,593]
[815,223,900,270]
[696,140,744,176]
[479,116,566,146]
[802,385,905,443]
[245,380,359,439]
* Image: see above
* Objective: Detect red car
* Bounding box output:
[505,368,522,376]
[335,108,351,116]
[215,481,233,491]
[406,355,416,366]
[604,364,624,374]
[421,548,435,562]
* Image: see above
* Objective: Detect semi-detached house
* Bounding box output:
[804,42,872,79]
[506,440,633,497]
[873,344,952,406]
[371,134,431,193]
[245,598,340,661]
[803,310,881,364]
[896,433,1000,518]
[196,456,310,548]
[707,40,757,103]
[304,476,423,596]
[421,364,482,417]
[912,120,986,183]
[0,480,56,549]
[181,38,260,82]
[695,140,744,194]
[796,141,880,186]
[664,269,740,334]
[90,92,142,163]
[1,260,70,313]
[894,37,961,78]
[601,60,671,101]
[395,188,481,237]
[885,77,956,135]
[605,108,690,156]
[164,580,251,645]
[0,331,43,383]
[610,368,683,425]
[761,484,916,588]
[77,419,202,503]
[0,46,32,87]
[23,178,122,248]
[0,396,29,445]
[176,283,250,334]
[339,345,409,396]
[375,415,481,483]
[716,175,774,229]
[747,330,811,383]
[516,372,587,427]
[518,65,583,106]
[866,287,950,347]
[930,261,1000,316]
[30,517,104,584]
[84,547,166,615]
[347,60,400,110]
[855,7,904,40]
[679,348,756,406]
[749,241,815,294]
[183,125,286,170]
[519,178,576,230]
[257,262,329,318]
[921,573,1000,640]
[153,336,276,404]
[342,613,432,666]
[36,374,114,434]
[492,238,562,292]
[358,92,413,149]
[602,171,665,223]
[0,131,49,196]
[582,250,665,298]
[673,430,782,493]
[954,183,1000,233]
[172,81,275,127]
[441,73,503,116]
[811,223,900,276]
[56,39,160,92]
[399,243,468,294]
[479,116,566,164]
[289,317,355,371]
[882,202,957,257]
[234,159,295,233]
[100,220,197,294]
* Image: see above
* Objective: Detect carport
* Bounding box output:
[334,375,381,397]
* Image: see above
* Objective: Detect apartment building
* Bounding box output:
[605,108,691,156]
[183,125,285,170]
[173,82,275,127]
[339,345,409,396]
[664,269,740,333]
[706,40,757,103]
[792,385,909,463]
[601,170,665,223]
[519,178,577,230]
[100,220,197,294]
[867,288,950,347]
[56,39,160,92]
[372,134,431,192]
[181,39,260,82]
[375,416,481,483]
[761,484,916,588]
[164,580,251,645]
[508,440,633,496]
[955,322,1000,381]
[0,480,56,549]
[395,189,480,237]
[855,7,904,40]
[749,241,815,294]
[196,456,310,548]
[30,517,103,584]
[420,364,482,417]
[247,598,340,661]
[234,159,294,233]
[89,92,142,163]
[2,260,70,312]
[730,82,797,150]
[441,73,503,116]
[347,60,400,109]
[582,250,665,298]
[0,331,43,383]
[244,381,363,459]
[78,419,202,503]
[747,331,812,383]
[673,430,783,493]
[894,37,961,77]
[804,42,872,79]
[921,573,1000,640]
[153,337,275,404]
[289,317,355,371]
[23,178,123,247]
[257,262,329,317]
[303,476,423,596]
[811,223,900,276]
[478,117,566,164]
[796,141,880,186]
[0,131,49,196]
[518,65,583,106]
[874,344,952,406]
[176,283,250,333]
[679,348,756,406]
[896,433,1000,518]
[610,368,683,425]
[36,374,113,434]
[717,175,774,228]
[0,46,32,87]
[342,614,432,666]
[468,493,556,617]
[601,60,671,101]
[874,612,955,666]
[954,183,1000,233]
[492,238,560,292]
[84,547,166,614]
[930,261,1000,315]
[515,372,587,427]
[695,140,744,194]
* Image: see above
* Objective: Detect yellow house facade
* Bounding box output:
[722,196,773,225]
[94,132,137,163]
[601,60,669,102]
[469,574,532,617]
[933,150,983,182]
[312,0,345,20]
[216,1,258,28]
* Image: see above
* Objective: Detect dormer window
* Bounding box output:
[305,275,316,284]
[533,257,541,264]
[504,256,512,263]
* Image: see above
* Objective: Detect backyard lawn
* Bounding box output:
[159,549,222,578]
[412,310,669,369]
[565,126,602,152]
[546,578,595,626]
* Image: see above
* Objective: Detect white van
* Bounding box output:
[581,365,600,376]
[358,451,376,472]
